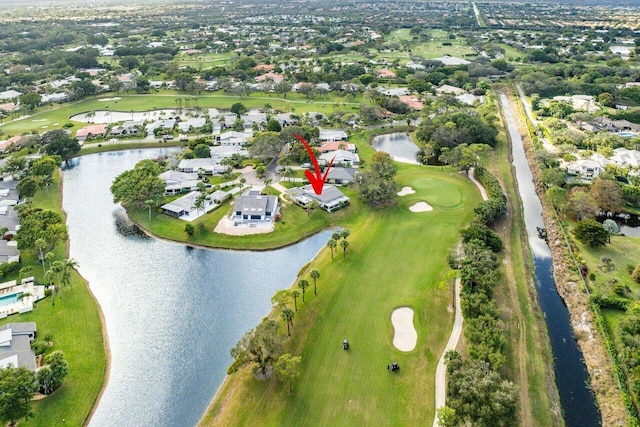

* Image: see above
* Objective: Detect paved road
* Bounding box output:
[432,168,488,426]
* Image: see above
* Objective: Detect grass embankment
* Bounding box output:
[200,165,481,426]
[489,91,561,426]
[0,174,106,426]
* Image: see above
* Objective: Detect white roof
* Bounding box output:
[0,328,12,347]
[0,355,18,369]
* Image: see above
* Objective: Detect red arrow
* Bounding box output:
[293,133,335,195]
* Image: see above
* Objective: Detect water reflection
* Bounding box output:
[62,149,329,427]
[371,132,421,164]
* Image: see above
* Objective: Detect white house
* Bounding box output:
[319,150,360,167]
[178,158,228,175]
[233,191,279,223]
[218,131,248,146]
[177,117,207,133]
[0,322,37,371]
[0,240,19,264]
[161,191,215,219]
[287,185,350,212]
[565,157,607,180]
[319,129,348,142]
[159,170,202,195]
[611,148,640,169]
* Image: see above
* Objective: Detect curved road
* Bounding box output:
[432,168,488,426]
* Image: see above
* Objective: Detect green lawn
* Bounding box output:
[0,175,106,426]
[0,91,362,136]
[200,165,481,426]
[578,236,640,300]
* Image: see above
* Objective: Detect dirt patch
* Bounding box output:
[214,216,274,236]
[409,202,433,212]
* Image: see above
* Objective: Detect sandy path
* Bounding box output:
[432,168,487,426]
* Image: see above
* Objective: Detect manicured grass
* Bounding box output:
[0,91,362,136]
[578,236,640,300]
[200,165,481,426]
[131,187,366,251]
[0,174,106,426]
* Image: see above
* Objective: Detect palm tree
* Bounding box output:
[310,269,320,295]
[290,290,300,311]
[35,238,48,273]
[193,192,210,217]
[264,178,273,190]
[144,199,155,222]
[332,232,341,241]
[340,239,350,257]
[297,279,309,303]
[0,226,7,240]
[61,258,79,288]
[281,308,294,336]
[44,269,56,305]
[39,174,54,194]
[340,228,350,240]
[327,239,337,260]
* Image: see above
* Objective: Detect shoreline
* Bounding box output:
[511,91,627,423]
[57,168,112,426]
[197,221,334,425]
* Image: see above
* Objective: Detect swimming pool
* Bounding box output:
[0,292,21,308]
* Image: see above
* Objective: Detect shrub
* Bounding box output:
[572,219,609,247]
[633,264,640,284]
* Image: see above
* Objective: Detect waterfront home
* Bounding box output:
[287,184,350,212]
[319,150,360,167]
[177,117,207,133]
[159,170,202,195]
[76,124,107,142]
[161,191,215,220]
[0,322,37,370]
[232,191,279,223]
[209,146,249,161]
[146,119,176,136]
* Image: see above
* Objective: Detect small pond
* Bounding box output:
[371,132,421,164]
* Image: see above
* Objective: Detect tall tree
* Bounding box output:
[274,353,301,393]
[310,269,320,295]
[326,238,337,260]
[290,289,300,311]
[15,208,67,253]
[590,179,624,213]
[228,319,283,375]
[355,151,398,207]
[42,134,81,164]
[340,239,350,257]
[297,279,309,302]
[0,365,37,427]
[111,159,166,209]
[281,308,294,336]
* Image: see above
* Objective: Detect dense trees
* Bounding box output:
[228,319,283,375]
[417,111,498,158]
[248,132,283,159]
[590,179,624,213]
[355,151,397,207]
[41,130,81,164]
[15,208,67,252]
[0,366,37,427]
[573,219,609,247]
[111,159,165,209]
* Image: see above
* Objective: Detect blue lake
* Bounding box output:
[62,149,330,426]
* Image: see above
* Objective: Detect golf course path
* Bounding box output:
[432,168,488,426]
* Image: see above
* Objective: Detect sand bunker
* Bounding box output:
[397,186,415,196]
[214,215,274,236]
[409,202,433,212]
[98,97,122,102]
[392,307,417,351]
